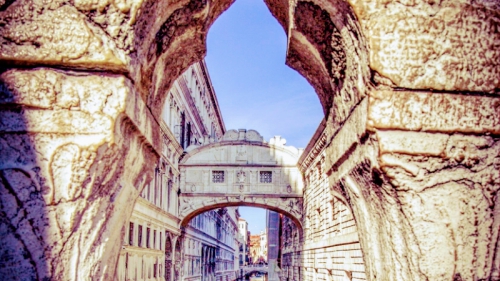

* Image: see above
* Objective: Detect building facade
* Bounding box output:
[249,230,268,265]
[116,61,239,281]
[183,207,239,281]
[277,120,366,281]
[260,230,268,263]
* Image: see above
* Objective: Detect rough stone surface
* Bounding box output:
[265,0,371,125]
[368,90,500,134]
[375,131,500,280]
[0,0,128,70]
[348,0,500,91]
[0,69,158,280]
[339,132,500,281]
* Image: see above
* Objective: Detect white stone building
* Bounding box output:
[237,218,249,266]
[260,230,268,263]
[116,61,239,281]
[183,207,239,281]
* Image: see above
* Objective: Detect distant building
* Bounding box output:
[249,235,261,264]
[184,207,239,281]
[249,229,268,265]
[238,218,249,266]
[260,230,268,262]
[266,210,282,281]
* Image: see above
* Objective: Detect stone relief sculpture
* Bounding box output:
[236,170,246,183]
[236,145,247,161]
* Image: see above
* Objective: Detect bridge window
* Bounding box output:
[129,222,134,246]
[138,225,143,247]
[260,171,272,183]
[146,227,150,248]
[212,171,225,183]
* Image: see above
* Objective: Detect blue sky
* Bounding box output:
[205,0,323,235]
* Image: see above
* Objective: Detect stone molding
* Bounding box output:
[368,90,500,135]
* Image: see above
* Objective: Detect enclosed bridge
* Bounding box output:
[178,129,304,231]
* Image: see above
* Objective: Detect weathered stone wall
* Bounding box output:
[0,68,159,280]
[274,0,499,280]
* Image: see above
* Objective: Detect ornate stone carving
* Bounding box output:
[236,145,247,161]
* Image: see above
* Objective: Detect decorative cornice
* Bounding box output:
[159,120,183,156]
[298,119,328,173]
[178,75,208,137]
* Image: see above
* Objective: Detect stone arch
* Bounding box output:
[180,201,303,236]
[125,0,371,122]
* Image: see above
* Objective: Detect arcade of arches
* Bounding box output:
[0,0,499,280]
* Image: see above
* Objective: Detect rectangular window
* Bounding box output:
[159,173,163,207]
[260,171,272,183]
[153,230,157,249]
[167,179,172,212]
[138,225,143,247]
[154,169,158,206]
[129,222,134,246]
[153,263,157,278]
[212,171,225,183]
[146,227,151,248]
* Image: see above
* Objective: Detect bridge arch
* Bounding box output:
[244,269,268,278]
[179,129,304,232]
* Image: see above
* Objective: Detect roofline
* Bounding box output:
[179,140,301,165]
[297,118,327,171]
[199,60,226,135]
